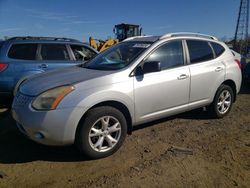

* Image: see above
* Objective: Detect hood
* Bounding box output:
[20,66,115,96]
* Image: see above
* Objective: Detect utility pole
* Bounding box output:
[234,0,249,56]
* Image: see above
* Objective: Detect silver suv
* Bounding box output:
[12,33,242,159]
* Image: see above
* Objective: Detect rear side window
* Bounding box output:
[187,40,214,63]
[41,44,70,60]
[211,42,225,57]
[70,45,97,61]
[8,44,37,60]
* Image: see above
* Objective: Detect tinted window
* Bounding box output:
[8,44,37,60]
[211,42,225,57]
[146,40,184,70]
[70,45,97,61]
[41,44,70,60]
[187,40,214,63]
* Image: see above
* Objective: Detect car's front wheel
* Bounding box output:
[76,106,127,159]
[208,84,234,118]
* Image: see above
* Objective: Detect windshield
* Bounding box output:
[84,41,152,70]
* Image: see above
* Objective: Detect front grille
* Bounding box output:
[13,92,32,108]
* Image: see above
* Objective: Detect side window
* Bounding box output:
[211,42,225,57]
[145,40,184,70]
[41,44,70,60]
[8,44,37,60]
[187,40,214,63]
[70,45,97,61]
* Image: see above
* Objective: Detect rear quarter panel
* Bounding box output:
[224,55,242,93]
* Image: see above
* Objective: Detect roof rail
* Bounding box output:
[6,36,80,42]
[160,32,218,41]
[123,35,153,42]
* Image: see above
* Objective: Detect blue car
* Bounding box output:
[0,37,98,104]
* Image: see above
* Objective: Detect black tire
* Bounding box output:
[76,106,127,159]
[208,84,234,118]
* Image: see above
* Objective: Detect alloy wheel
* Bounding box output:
[217,90,232,115]
[88,116,121,152]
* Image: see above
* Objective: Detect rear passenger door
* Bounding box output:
[6,43,39,91]
[186,40,225,106]
[36,44,74,70]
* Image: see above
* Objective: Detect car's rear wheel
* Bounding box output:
[208,84,234,118]
[76,106,127,159]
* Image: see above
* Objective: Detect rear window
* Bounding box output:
[211,42,225,57]
[187,40,214,63]
[8,43,37,60]
[41,44,70,60]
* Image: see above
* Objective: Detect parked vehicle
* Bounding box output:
[89,23,142,52]
[0,36,98,103]
[231,49,250,82]
[243,62,250,82]
[231,49,246,70]
[12,33,242,159]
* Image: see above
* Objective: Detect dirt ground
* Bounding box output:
[0,84,250,188]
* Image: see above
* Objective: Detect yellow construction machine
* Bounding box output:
[89,23,142,52]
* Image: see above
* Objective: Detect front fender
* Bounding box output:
[57,80,135,139]
[78,90,134,119]
[61,88,134,121]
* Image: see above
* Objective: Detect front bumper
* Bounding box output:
[12,93,83,146]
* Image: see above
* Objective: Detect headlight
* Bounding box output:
[32,85,75,110]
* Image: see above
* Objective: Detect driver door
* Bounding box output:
[133,40,190,123]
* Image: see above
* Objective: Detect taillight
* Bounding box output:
[0,63,8,72]
[235,59,242,70]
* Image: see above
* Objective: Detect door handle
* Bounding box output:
[39,64,48,69]
[177,74,188,80]
[215,67,223,72]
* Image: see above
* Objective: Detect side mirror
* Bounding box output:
[134,66,144,76]
[143,61,161,74]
